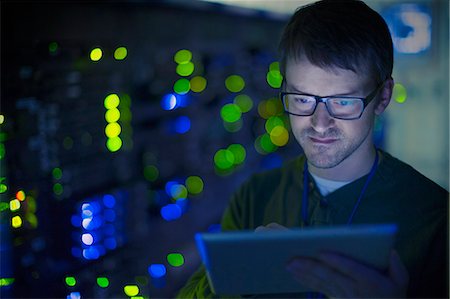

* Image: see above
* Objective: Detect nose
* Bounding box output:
[311,102,334,133]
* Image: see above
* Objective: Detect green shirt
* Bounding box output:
[178,150,448,298]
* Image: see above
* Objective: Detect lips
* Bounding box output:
[309,136,338,144]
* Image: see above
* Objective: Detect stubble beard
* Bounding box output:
[298,127,370,169]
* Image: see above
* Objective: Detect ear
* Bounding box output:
[374,78,394,115]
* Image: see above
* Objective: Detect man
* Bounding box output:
[178,0,448,298]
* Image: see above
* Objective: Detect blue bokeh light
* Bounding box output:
[160,204,182,221]
[148,264,167,278]
[174,116,191,134]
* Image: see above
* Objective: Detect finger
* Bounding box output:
[287,258,354,298]
[266,222,289,230]
[389,250,409,288]
[318,252,385,286]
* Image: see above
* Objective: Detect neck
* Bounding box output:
[308,144,377,182]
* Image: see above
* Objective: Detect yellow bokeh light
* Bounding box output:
[90,48,103,61]
[0,115,4,125]
[9,199,20,212]
[124,285,139,297]
[105,123,122,138]
[190,76,207,93]
[12,216,22,228]
[105,108,121,123]
[393,83,407,103]
[270,126,289,146]
[104,94,120,109]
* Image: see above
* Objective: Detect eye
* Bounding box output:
[292,95,313,104]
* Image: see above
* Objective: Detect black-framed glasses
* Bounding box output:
[280,82,384,120]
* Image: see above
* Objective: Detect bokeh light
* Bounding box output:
[170,184,188,200]
[258,98,284,119]
[220,104,242,123]
[65,276,77,287]
[174,116,191,134]
[223,119,243,133]
[225,75,245,93]
[214,149,235,170]
[90,48,102,62]
[190,76,207,93]
[105,122,122,138]
[49,41,58,54]
[9,199,20,212]
[143,165,159,182]
[16,190,26,201]
[104,94,120,109]
[114,47,128,60]
[267,62,283,88]
[105,108,121,123]
[174,49,192,64]
[269,126,289,146]
[161,204,182,221]
[176,62,195,77]
[174,79,191,95]
[52,168,63,180]
[255,134,277,155]
[161,94,178,110]
[97,277,109,288]
[53,183,64,196]
[233,94,253,113]
[265,116,285,134]
[148,264,167,278]
[124,285,139,297]
[106,137,123,152]
[393,83,407,103]
[227,144,246,165]
[167,253,185,267]
[185,176,204,195]
[12,216,22,228]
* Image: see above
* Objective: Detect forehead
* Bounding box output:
[284,57,373,96]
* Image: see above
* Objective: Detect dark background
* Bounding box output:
[1,0,448,298]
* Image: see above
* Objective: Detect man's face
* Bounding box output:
[285,58,381,170]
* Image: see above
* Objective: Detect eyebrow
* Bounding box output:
[284,82,361,97]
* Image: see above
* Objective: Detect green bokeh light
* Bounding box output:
[104,94,120,109]
[266,70,283,89]
[185,176,204,194]
[0,202,9,212]
[233,94,253,113]
[174,49,192,64]
[97,277,109,288]
[214,149,235,170]
[105,108,121,123]
[53,183,64,196]
[52,167,62,180]
[114,47,128,60]
[393,83,407,103]
[258,98,284,119]
[255,134,277,155]
[173,78,191,95]
[49,42,58,53]
[63,137,74,150]
[143,165,159,182]
[0,183,7,193]
[0,278,15,287]
[0,143,5,160]
[227,144,246,165]
[167,253,185,267]
[106,137,123,152]
[225,75,245,93]
[90,48,102,62]
[124,285,139,297]
[65,276,76,287]
[220,103,242,123]
[176,62,195,77]
[223,119,243,133]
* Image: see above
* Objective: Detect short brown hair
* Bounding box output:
[279,0,393,84]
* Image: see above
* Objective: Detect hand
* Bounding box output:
[255,222,289,232]
[286,250,409,298]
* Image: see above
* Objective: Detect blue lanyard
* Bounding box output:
[301,150,379,226]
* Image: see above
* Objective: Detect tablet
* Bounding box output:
[195,223,398,296]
